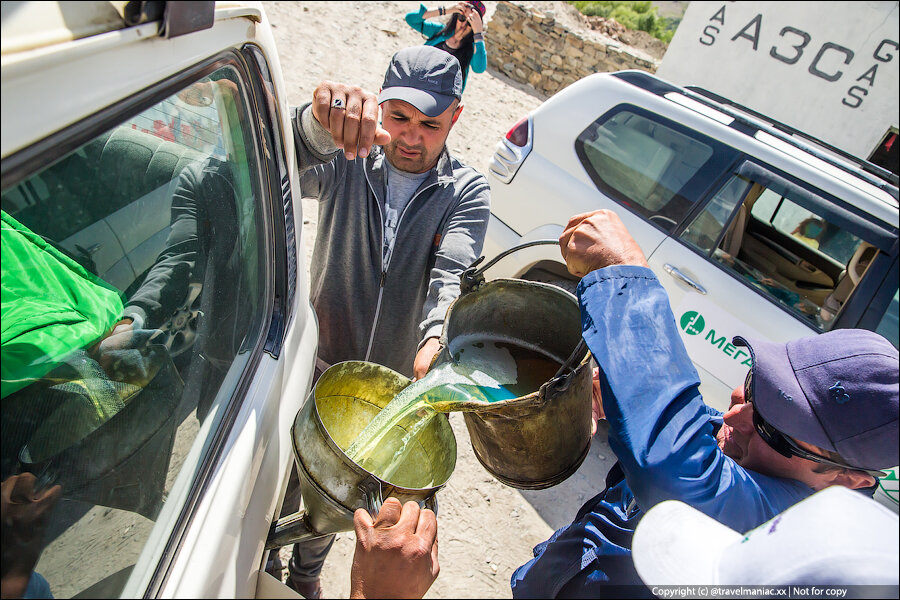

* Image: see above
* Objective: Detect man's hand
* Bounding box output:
[590,367,606,435]
[90,320,164,388]
[351,498,439,599]
[1,473,62,598]
[311,81,391,160]
[463,4,484,33]
[413,337,442,381]
[559,209,649,277]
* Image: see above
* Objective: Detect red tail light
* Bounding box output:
[505,116,530,147]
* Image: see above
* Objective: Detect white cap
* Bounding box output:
[633,486,899,587]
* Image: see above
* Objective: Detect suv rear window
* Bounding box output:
[575,106,737,232]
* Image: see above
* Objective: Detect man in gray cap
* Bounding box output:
[270,46,489,598]
[510,209,899,597]
[299,44,488,384]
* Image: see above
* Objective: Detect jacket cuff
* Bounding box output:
[577,264,658,293]
[122,306,147,331]
[419,325,443,349]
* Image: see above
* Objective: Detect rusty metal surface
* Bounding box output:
[273,361,457,545]
[438,278,592,489]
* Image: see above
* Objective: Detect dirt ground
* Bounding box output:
[262,1,620,597]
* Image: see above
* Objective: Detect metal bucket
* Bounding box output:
[434,241,593,490]
[266,361,457,549]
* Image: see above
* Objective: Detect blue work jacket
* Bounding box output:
[511,266,815,598]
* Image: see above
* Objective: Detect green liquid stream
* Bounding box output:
[342,340,559,487]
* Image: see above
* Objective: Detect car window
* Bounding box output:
[875,288,899,349]
[574,106,736,232]
[750,190,863,265]
[1,65,267,598]
[680,174,753,252]
[679,165,879,333]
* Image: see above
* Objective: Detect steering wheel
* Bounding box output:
[155,282,203,357]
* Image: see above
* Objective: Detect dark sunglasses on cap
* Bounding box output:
[744,370,886,479]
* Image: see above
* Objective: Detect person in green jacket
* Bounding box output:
[405,1,487,92]
[1,210,168,477]
[1,210,124,400]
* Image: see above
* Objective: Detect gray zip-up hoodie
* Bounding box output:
[292,105,490,377]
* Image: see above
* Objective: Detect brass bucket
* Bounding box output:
[266,361,457,549]
[434,242,592,490]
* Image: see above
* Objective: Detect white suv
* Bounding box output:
[2,2,316,597]
[484,70,899,508]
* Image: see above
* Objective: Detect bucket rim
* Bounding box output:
[457,276,578,301]
[298,361,458,492]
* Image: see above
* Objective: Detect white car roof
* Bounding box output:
[1,2,133,55]
[1,1,264,160]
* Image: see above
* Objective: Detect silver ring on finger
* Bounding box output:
[332,98,346,110]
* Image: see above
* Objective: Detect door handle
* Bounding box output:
[76,242,103,255]
[663,264,707,295]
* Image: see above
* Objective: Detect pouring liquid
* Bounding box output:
[342,340,560,487]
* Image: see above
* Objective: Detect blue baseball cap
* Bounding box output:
[735,329,899,471]
[378,46,463,117]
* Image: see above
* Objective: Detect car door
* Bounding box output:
[1,45,316,598]
[647,160,899,410]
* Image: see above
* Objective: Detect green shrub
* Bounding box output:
[569,1,677,43]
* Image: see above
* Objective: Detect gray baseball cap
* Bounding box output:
[378,46,463,117]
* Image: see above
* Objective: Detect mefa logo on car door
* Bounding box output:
[674,296,763,389]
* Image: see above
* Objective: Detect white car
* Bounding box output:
[484,70,899,508]
[2,2,317,597]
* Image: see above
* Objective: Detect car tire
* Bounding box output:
[521,267,580,295]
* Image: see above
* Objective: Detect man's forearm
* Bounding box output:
[416,187,489,345]
[299,104,339,155]
[578,266,721,505]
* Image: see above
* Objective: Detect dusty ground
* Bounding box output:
[262,2,620,598]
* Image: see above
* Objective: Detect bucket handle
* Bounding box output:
[460,239,560,294]
[360,477,440,520]
[548,338,588,392]
[360,477,384,518]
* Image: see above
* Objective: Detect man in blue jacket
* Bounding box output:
[511,209,899,598]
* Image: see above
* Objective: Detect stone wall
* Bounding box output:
[485,1,659,97]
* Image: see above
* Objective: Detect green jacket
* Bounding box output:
[1,210,124,398]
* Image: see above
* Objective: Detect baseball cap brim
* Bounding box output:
[378,86,456,118]
[733,335,835,452]
[633,500,741,586]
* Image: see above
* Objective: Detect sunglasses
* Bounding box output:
[744,370,886,478]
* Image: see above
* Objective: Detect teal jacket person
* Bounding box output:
[405,2,487,92]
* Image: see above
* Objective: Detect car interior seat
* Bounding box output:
[721,182,765,258]
[819,242,878,322]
